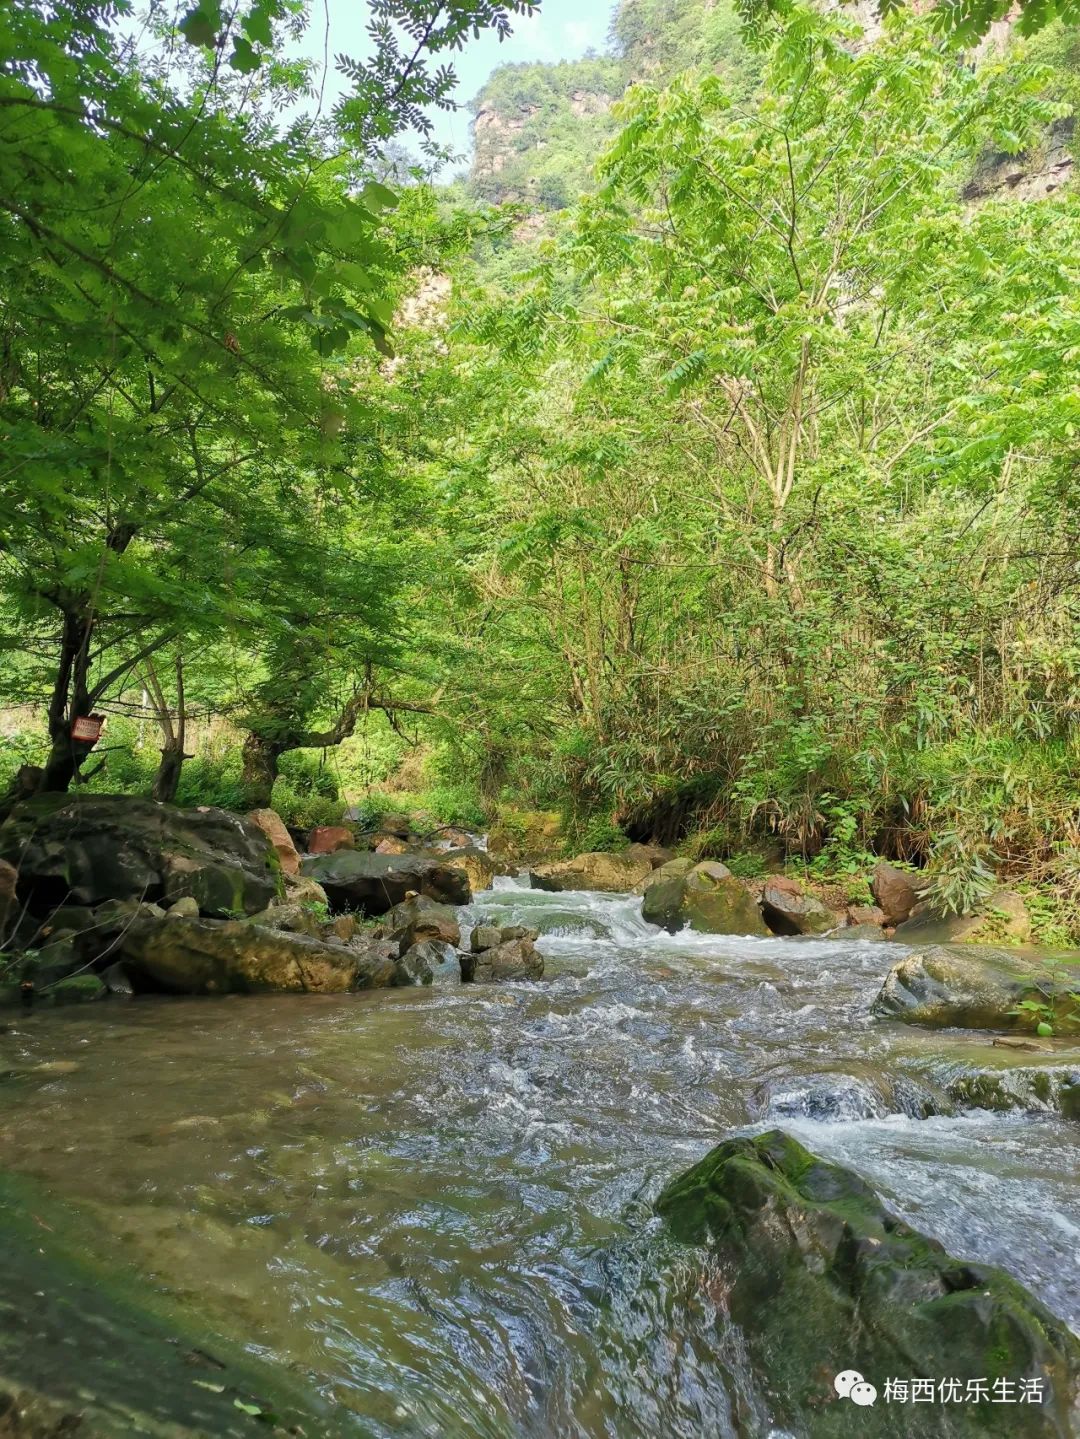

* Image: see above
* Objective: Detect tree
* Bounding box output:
[0,0,536,795]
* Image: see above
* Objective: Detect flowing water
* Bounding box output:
[2,877,1080,1437]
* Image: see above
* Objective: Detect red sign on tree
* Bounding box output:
[71,715,105,744]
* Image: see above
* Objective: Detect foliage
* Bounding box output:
[436,4,1080,917]
[4,0,1080,941]
[737,0,1080,47]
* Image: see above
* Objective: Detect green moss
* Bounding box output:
[657,1130,1080,1436]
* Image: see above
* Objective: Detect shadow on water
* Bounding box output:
[2,877,1078,1435]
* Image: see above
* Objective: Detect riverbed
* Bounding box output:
[3,878,1079,1436]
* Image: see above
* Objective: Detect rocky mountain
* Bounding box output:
[465,0,755,207]
[465,0,1077,212]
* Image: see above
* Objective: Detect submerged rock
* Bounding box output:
[461,935,543,984]
[872,944,1080,1032]
[755,1073,891,1122]
[0,794,281,919]
[0,1168,353,1438]
[118,915,395,994]
[529,850,653,894]
[657,1129,1080,1436]
[299,849,471,915]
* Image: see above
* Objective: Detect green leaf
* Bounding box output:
[178,2,222,47]
[360,181,399,212]
[242,2,275,46]
[229,37,261,73]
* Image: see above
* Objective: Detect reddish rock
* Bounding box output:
[847,904,885,928]
[307,825,355,856]
[871,863,923,927]
[246,808,300,878]
[764,875,804,897]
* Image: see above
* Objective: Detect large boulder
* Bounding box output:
[380,894,461,951]
[872,944,1080,1032]
[529,851,653,894]
[299,849,471,915]
[760,877,840,936]
[0,794,281,918]
[438,844,496,894]
[640,857,696,932]
[895,889,1032,945]
[871,861,924,926]
[245,807,300,877]
[682,862,769,936]
[117,915,395,994]
[657,1130,1080,1437]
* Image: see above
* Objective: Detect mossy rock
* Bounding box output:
[872,944,1080,1032]
[682,862,769,936]
[117,915,394,994]
[657,1130,1080,1435]
[641,858,696,932]
[0,794,281,920]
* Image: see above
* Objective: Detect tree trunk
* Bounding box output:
[146,656,189,805]
[240,732,285,810]
[152,744,185,804]
[39,606,95,793]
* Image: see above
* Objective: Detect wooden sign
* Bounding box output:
[71,714,105,744]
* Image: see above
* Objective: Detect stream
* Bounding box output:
[2,876,1079,1437]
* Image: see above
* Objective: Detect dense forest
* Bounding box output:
[3,0,1080,937]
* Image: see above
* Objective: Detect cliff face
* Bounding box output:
[467,59,621,208]
[465,0,739,207]
[465,0,1076,213]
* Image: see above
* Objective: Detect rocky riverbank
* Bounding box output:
[0,794,532,1005]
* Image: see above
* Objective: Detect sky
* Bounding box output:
[300,0,618,162]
